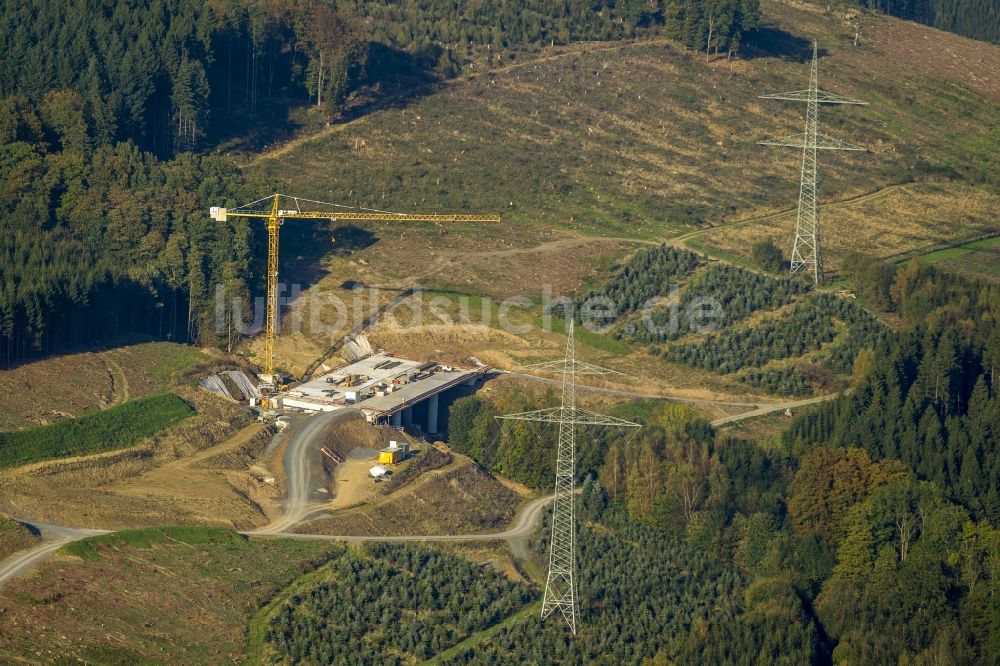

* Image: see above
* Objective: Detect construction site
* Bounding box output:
[3,1,999,659]
[201,344,489,436]
[279,350,489,432]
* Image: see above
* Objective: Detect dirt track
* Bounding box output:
[0,382,837,589]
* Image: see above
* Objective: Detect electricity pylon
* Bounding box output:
[497,319,640,634]
[759,41,868,284]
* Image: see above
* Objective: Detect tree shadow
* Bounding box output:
[0,331,174,374]
[337,43,445,123]
[742,27,828,61]
[278,222,379,287]
[208,43,446,154]
[331,224,379,256]
[16,520,42,538]
[206,96,303,155]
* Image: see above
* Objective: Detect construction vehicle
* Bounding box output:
[211,194,500,384]
[338,373,364,387]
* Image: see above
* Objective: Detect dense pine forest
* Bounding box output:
[443,506,757,664]
[443,253,1000,663]
[0,0,764,367]
[0,96,254,365]
[786,259,1000,523]
[0,0,761,157]
[851,0,999,43]
[563,244,885,395]
[263,543,536,664]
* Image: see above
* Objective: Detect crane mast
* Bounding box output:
[211,193,499,382]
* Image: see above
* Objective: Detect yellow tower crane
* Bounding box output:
[210,193,500,383]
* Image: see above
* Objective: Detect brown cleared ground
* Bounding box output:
[251,3,1000,246]
[109,422,283,524]
[295,452,528,537]
[311,414,422,506]
[244,2,1000,387]
[0,389,274,531]
[257,233,646,378]
[358,232,649,300]
[0,342,208,431]
[329,456,381,508]
[269,282,772,404]
[0,528,340,664]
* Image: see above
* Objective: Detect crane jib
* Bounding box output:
[209,195,500,378]
[210,207,499,224]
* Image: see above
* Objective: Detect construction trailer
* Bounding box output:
[378,440,409,465]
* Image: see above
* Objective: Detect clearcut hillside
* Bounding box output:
[249,0,999,269]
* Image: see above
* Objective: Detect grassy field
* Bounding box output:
[240,1,999,388]
[0,394,195,470]
[914,236,1000,283]
[690,182,1000,277]
[717,411,799,450]
[607,399,665,425]
[249,2,999,258]
[0,527,341,664]
[543,315,631,356]
[917,236,1000,263]
[0,342,208,431]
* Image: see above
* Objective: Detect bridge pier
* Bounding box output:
[427,393,439,435]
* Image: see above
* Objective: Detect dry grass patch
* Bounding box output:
[0,342,207,431]
[0,513,38,562]
[0,389,274,530]
[295,455,525,537]
[370,323,532,366]
[692,183,1000,273]
[0,528,340,664]
[935,246,1000,284]
[252,5,1000,247]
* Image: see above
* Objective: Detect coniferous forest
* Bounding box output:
[263,543,536,664]
[0,0,764,368]
[2,2,1000,664]
[0,97,254,365]
[0,0,762,158]
[852,0,999,43]
[445,254,1000,664]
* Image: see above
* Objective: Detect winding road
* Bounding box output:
[0,523,110,588]
[0,406,552,587]
[249,408,362,535]
[254,491,557,544]
[0,376,838,588]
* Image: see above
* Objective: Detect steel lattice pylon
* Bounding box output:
[497,320,640,634]
[759,42,868,284]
